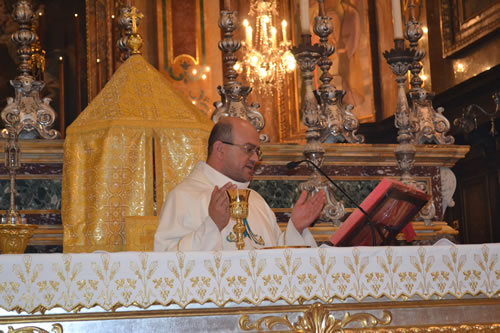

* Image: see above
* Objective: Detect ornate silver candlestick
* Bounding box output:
[1,0,60,202]
[405,0,454,145]
[293,34,324,145]
[384,39,438,224]
[0,0,61,252]
[383,40,417,184]
[292,34,345,224]
[211,10,267,142]
[402,1,454,223]
[314,2,364,144]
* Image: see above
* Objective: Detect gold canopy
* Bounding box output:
[62,55,213,253]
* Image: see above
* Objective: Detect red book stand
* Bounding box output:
[330,179,430,246]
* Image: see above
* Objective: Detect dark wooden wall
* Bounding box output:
[360,0,500,244]
[436,69,500,244]
[426,0,499,244]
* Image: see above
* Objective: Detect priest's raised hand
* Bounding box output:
[291,190,327,233]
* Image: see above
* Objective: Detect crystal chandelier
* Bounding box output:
[234,0,296,95]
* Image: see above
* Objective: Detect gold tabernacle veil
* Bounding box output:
[62,55,213,253]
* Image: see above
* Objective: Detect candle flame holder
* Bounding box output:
[226,189,251,250]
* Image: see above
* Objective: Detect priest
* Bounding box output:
[154,117,326,251]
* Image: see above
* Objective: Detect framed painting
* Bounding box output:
[156,0,222,115]
[308,0,377,124]
[440,0,500,58]
[155,0,379,142]
[254,0,379,143]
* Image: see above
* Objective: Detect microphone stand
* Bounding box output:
[287,159,382,246]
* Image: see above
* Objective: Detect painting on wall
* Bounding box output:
[156,0,222,115]
[279,0,377,143]
[308,0,376,123]
[155,0,378,142]
[440,0,500,58]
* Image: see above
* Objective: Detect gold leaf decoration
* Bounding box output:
[341,323,500,332]
[239,314,294,331]
[3,323,63,333]
[239,303,392,333]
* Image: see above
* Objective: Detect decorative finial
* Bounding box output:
[124,6,144,55]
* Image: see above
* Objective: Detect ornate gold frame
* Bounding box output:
[156,0,204,81]
[440,0,500,58]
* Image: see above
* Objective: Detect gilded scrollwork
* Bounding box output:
[342,324,500,332]
[1,324,63,333]
[239,303,392,332]
[240,314,294,331]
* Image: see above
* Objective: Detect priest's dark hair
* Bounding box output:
[207,120,233,157]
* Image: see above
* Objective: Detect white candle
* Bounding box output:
[58,56,65,138]
[281,20,287,43]
[74,13,82,114]
[299,0,310,35]
[246,26,253,48]
[391,0,403,39]
[243,19,249,46]
[271,26,277,48]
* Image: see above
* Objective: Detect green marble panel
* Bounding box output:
[0,179,61,210]
[249,179,380,209]
[249,180,302,208]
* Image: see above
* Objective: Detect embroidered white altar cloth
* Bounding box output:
[0,244,499,313]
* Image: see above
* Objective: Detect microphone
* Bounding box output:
[286,160,303,170]
[287,159,378,246]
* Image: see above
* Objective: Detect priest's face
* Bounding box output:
[221,121,261,182]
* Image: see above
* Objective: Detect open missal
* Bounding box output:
[330,178,430,246]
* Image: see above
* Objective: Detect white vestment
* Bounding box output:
[154,161,317,251]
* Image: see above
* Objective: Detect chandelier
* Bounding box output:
[234,0,296,95]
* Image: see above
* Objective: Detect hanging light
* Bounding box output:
[235,0,296,95]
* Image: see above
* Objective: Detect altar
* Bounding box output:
[1,0,500,331]
[1,244,499,332]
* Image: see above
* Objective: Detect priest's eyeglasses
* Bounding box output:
[221,141,262,160]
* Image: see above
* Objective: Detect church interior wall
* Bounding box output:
[0,0,499,251]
